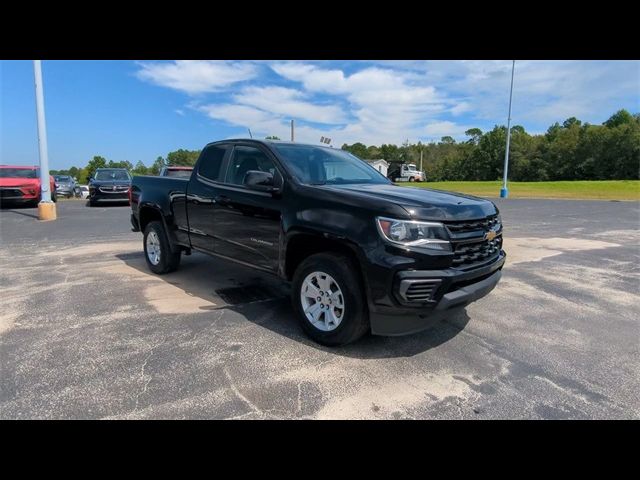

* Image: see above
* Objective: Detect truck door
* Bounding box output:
[185,143,231,253]
[212,144,283,272]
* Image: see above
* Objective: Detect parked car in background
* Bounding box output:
[0,165,56,206]
[77,185,90,199]
[88,168,131,206]
[53,175,76,198]
[159,165,193,178]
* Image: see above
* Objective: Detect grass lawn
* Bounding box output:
[406,180,640,201]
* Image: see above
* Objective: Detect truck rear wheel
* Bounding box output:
[143,221,181,274]
[292,252,369,346]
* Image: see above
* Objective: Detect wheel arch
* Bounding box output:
[283,232,370,307]
[138,203,182,253]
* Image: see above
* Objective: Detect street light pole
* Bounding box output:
[500,60,516,199]
[33,60,56,220]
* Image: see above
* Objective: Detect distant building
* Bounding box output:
[366,159,389,177]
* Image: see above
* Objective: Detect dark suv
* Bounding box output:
[88,168,131,206]
[130,140,505,346]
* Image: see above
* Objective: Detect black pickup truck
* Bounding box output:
[130,139,505,346]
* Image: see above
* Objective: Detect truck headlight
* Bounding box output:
[376,217,451,251]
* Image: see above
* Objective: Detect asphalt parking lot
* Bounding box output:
[1,198,639,419]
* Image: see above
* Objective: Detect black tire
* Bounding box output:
[52,191,57,203]
[291,252,369,346]
[143,220,181,274]
[409,176,415,182]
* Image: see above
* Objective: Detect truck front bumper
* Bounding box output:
[369,252,505,336]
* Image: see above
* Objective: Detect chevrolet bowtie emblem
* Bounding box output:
[484,230,497,241]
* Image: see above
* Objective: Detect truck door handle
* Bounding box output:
[215,195,231,205]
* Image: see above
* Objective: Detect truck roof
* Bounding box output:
[205,139,336,150]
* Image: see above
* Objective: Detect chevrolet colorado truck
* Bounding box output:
[130,140,505,346]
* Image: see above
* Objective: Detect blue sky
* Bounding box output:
[2,60,638,170]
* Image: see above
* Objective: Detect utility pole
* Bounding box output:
[420,147,423,171]
[33,60,56,221]
[500,60,516,199]
[290,119,295,142]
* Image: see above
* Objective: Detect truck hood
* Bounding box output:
[317,183,497,221]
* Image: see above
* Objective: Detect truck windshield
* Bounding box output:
[407,165,416,170]
[95,170,131,181]
[273,144,390,185]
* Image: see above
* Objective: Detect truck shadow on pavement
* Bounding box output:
[115,251,472,359]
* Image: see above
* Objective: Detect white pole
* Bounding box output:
[500,60,515,198]
[33,60,52,203]
[291,119,295,142]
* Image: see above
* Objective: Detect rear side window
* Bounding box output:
[198,145,228,181]
[224,146,277,185]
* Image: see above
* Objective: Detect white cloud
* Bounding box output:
[418,60,640,127]
[270,63,451,144]
[199,104,276,128]
[137,60,639,147]
[136,60,257,95]
[423,121,472,139]
[233,86,347,124]
[271,63,349,94]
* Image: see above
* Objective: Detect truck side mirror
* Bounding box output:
[243,170,279,193]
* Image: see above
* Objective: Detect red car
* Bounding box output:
[0,165,56,206]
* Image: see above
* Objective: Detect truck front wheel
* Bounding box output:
[143,221,181,274]
[292,252,370,346]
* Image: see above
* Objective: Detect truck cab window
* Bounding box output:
[225,146,277,185]
[198,145,227,181]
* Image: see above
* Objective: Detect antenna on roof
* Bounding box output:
[247,128,253,139]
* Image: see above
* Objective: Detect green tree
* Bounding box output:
[166,149,201,166]
[341,142,369,159]
[150,156,166,175]
[562,117,582,129]
[77,168,89,184]
[107,160,133,170]
[86,155,107,180]
[440,136,455,145]
[604,109,634,128]
[464,128,483,144]
[132,161,149,176]
[265,135,281,140]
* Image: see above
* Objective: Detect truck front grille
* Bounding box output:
[452,237,502,267]
[445,214,499,234]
